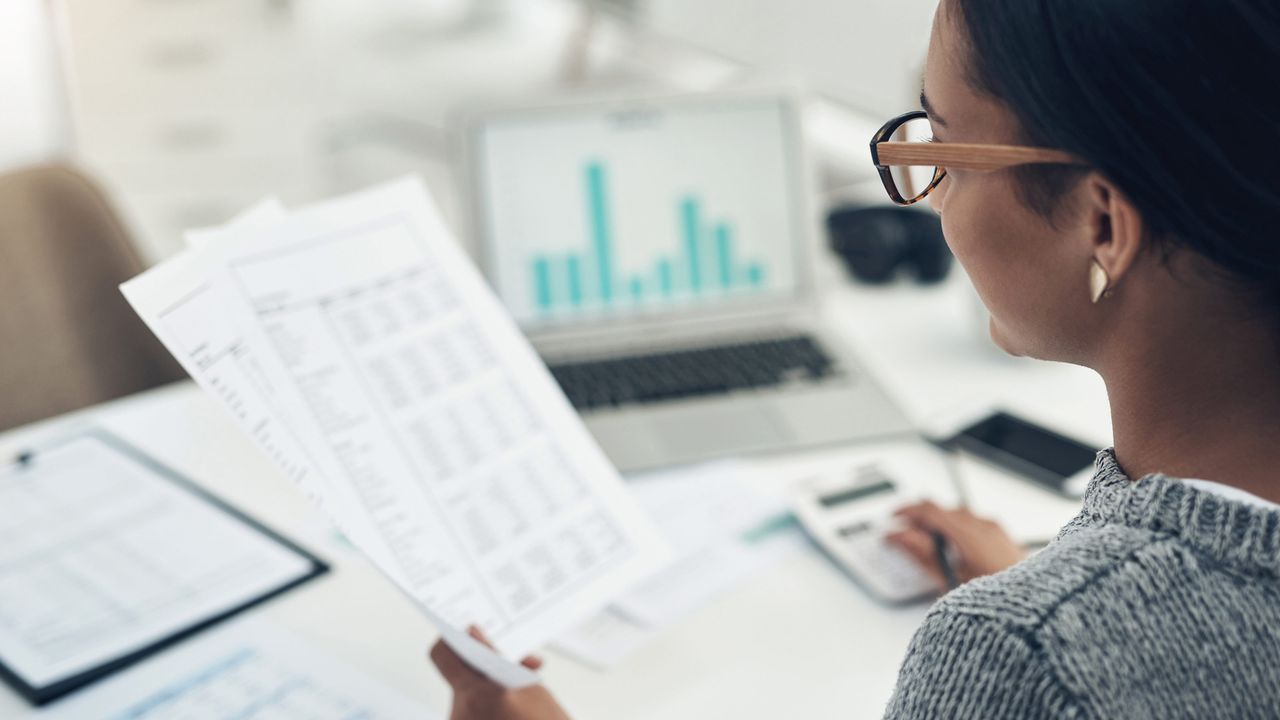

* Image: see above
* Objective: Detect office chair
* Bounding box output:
[0,164,185,431]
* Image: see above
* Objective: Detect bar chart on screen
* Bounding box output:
[528,160,770,314]
[475,97,800,324]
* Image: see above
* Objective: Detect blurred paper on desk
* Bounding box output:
[120,177,670,688]
[554,462,804,668]
[30,618,437,720]
[613,461,797,627]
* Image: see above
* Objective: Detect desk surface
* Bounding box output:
[0,273,1107,719]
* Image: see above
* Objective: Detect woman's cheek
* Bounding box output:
[934,175,1017,317]
[934,175,983,272]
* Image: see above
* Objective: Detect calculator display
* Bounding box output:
[818,479,896,508]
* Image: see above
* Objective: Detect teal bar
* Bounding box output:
[657,259,674,297]
[714,223,733,289]
[566,255,584,306]
[680,197,702,293]
[586,162,614,303]
[746,262,766,287]
[629,276,644,301]
[532,256,553,311]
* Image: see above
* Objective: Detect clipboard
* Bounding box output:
[0,430,329,706]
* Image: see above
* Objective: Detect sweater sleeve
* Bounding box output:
[882,610,1083,719]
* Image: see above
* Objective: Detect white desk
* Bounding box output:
[0,268,1107,719]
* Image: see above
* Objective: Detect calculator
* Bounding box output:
[792,460,943,605]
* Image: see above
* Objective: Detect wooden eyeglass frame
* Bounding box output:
[870,110,1086,205]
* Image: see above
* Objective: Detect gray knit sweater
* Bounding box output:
[883,450,1280,718]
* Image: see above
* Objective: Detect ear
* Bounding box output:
[1082,173,1145,286]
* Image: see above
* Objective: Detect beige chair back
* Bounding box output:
[0,164,185,431]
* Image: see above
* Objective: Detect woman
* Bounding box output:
[430,0,1280,716]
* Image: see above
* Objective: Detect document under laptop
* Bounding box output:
[121,178,669,687]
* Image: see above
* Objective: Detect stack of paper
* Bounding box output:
[120,178,669,686]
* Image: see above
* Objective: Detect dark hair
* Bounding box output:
[952,0,1280,317]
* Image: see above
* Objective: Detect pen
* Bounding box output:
[932,532,959,590]
[936,442,970,509]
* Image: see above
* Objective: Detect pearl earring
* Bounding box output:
[1089,259,1111,304]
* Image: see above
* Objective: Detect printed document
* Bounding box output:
[31,619,436,720]
[121,178,668,686]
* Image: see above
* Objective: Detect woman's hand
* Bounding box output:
[429,627,572,720]
[885,501,1026,587]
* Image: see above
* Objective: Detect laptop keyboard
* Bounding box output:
[548,335,842,411]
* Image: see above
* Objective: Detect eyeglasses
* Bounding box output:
[869,110,1085,206]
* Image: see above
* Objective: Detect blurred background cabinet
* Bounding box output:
[15,0,935,261]
[54,0,323,260]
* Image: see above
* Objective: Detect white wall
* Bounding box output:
[0,0,66,169]
[644,0,937,116]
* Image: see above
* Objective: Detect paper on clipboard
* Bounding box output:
[121,178,670,687]
[0,433,325,702]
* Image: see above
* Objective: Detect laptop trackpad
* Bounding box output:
[653,405,792,458]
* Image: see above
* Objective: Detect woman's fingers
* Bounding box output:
[895,502,988,549]
[894,501,966,537]
[467,625,495,649]
[894,502,1028,580]
[430,639,487,691]
[885,527,946,587]
[466,625,544,671]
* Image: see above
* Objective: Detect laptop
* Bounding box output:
[464,89,914,471]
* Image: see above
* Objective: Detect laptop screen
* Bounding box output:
[471,95,808,329]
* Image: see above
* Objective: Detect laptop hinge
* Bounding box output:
[528,305,815,359]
